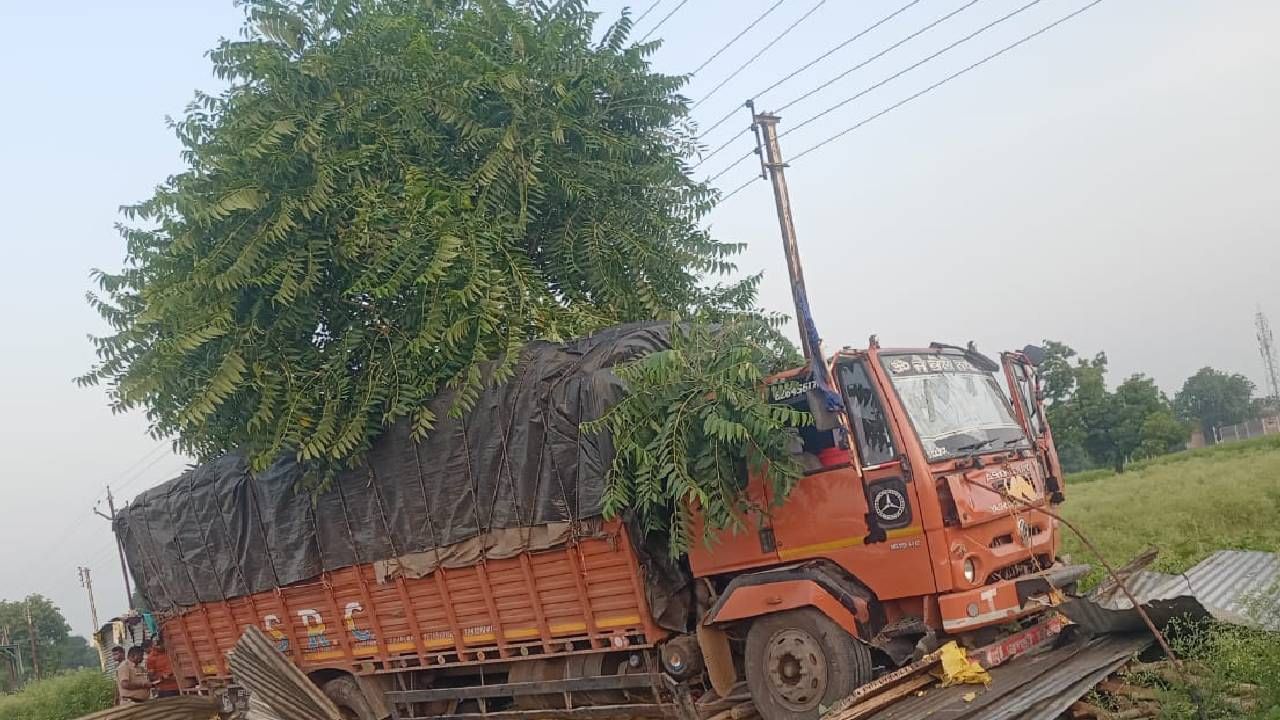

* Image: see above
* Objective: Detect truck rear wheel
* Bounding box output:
[322,676,382,720]
[745,609,872,720]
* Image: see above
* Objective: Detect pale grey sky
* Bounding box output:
[1,0,1277,637]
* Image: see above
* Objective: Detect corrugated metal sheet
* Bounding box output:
[1088,550,1279,631]
[863,633,1151,720]
[227,626,342,720]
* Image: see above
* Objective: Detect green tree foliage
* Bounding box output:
[0,597,76,688]
[0,669,114,720]
[1136,410,1190,459]
[1111,374,1173,466]
[584,317,807,555]
[1041,342,1190,472]
[1175,367,1257,443]
[52,637,99,674]
[1038,339,1080,405]
[80,0,747,470]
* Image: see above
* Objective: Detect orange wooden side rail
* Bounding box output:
[161,525,666,685]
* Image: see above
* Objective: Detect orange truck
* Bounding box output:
[115,328,1077,720]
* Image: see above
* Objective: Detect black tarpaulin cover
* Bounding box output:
[114,323,688,627]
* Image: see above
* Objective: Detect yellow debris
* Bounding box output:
[963,691,978,703]
[937,641,992,687]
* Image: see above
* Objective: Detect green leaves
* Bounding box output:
[83,0,749,471]
[584,316,807,556]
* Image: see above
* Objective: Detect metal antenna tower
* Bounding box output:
[1256,307,1280,405]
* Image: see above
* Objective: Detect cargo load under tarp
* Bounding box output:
[115,322,690,628]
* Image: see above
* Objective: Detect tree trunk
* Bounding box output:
[1200,419,1215,446]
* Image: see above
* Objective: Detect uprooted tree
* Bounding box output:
[80,0,803,549]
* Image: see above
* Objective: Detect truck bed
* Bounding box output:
[161,526,665,684]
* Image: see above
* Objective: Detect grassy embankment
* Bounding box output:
[1059,435,1280,719]
[0,670,114,720]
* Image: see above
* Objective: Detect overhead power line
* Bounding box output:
[639,0,691,42]
[776,0,986,114]
[718,0,1108,199]
[692,0,830,110]
[790,0,1108,162]
[780,0,1049,140]
[695,126,752,167]
[691,0,793,77]
[632,0,664,27]
[698,0,925,139]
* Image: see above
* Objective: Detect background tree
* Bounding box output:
[1175,367,1256,443]
[80,0,748,471]
[0,596,81,685]
[1110,374,1172,469]
[1038,340,1081,405]
[1040,341,1189,472]
[1136,410,1190,459]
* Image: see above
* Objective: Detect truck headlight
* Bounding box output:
[963,558,977,584]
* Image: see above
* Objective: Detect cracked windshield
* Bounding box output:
[881,354,1026,460]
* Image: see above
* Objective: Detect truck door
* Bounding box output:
[1002,353,1064,502]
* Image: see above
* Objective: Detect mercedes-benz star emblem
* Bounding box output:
[873,488,907,522]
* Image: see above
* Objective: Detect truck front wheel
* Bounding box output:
[744,608,873,720]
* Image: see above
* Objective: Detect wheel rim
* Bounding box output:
[765,628,828,711]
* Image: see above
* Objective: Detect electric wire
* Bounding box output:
[716,0,1108,199]
[695,125,752,167]
[775,0,987,115]
[788,0,1108,164]
[779,0,1049,141]
[639,0,691,42]
[692,0,830,109]
[706,146,758,184]
[698,0,925,139]
[719,174,763,203]
[691,0,793,77]
[632,0,664,27]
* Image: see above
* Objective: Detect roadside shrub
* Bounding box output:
[0,670,114,720]
[1144,620,1280,719]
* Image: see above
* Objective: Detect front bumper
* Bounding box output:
[938,563,1089,633]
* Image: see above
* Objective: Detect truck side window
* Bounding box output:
[838,362,897,466]
[1011,364,1043,436]
[783,394,842,474]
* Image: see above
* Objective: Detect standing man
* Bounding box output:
[147,635,180,698]
[109,646,126,705]
[117,646,151,704]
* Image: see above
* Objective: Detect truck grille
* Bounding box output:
[987,556,1051,584]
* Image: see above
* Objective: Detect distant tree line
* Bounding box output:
[0,596,99,693]
[1040,341,1258,473]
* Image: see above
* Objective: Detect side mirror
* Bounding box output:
[1021,344,1047,367]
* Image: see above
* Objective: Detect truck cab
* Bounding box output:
[688,341,1077,719]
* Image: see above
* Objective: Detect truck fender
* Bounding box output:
[705,579,863,639]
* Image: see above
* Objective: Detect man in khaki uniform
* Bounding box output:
[117,646,151,704]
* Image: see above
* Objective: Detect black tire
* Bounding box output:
[322,676,383,720]
[745,608,873,720]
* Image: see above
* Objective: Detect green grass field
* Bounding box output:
[1061,434,1280,577]
[1058,436,1280,719]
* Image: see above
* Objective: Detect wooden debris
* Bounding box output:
[1098,680,1160,702]
[822,675,934,720]
[1068,700,1110,718]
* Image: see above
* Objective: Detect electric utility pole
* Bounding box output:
[78,567,101,639]
[752,109,824,363]
[95,486,134,608]
[24,604,40,681]
[1257,307,1280,407]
